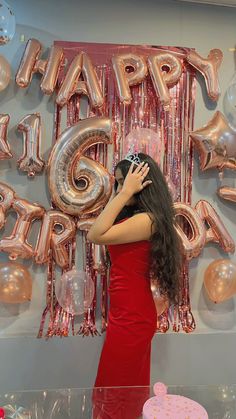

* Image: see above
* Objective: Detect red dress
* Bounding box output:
[93,226,157,418]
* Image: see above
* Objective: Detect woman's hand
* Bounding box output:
[122,161,152,197]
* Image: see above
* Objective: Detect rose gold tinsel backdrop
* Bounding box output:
[37,42,197,338]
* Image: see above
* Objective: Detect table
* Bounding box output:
[0,384,236,418]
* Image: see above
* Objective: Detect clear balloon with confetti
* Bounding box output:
[0,1,15,45]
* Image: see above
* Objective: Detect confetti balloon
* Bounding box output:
[0,1,15,45]
[125,127,161,164]
[223,73,236,130]
[55,269,95,315]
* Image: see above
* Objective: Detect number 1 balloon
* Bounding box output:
[17,113,45,177]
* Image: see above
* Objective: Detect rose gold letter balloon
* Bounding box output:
[0,55,11,91]
[15,38,64,94]
[218,186,236,204]
[16,39,42,87]
[17,113,45,177]
[77,217,97,231]
[0,182,15,228]
[112,53,148,105]
[56,52,104,108]
[195,200,235,253]
[186,49,223,101]
[35,210,76,269]
[0,263,32,304]
[148,52,182,110]
[174,202,206,260]
[0,198,45,260]
[204,259,236,303]
[77,217,107,273]
[48,117,113,216]
[0,114,12,159]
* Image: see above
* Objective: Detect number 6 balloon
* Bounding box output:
[47,116,113,216]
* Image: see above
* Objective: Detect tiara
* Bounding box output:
[124,145,141,165]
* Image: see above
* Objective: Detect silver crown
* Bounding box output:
[124,145,141,165]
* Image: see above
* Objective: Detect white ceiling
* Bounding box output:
[175,0,236,7]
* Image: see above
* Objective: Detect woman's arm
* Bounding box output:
[87,192,152,245]
[87,161,153,245]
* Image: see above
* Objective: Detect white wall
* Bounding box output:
[0,0,236,392]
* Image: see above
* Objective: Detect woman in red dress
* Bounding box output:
[88,152,181,419]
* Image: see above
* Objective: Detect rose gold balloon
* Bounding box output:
[0,197,45,260]
[77,217,107,272]
[35,210,76,269]
[77,217,97,230]
[218,186,236,203]
[15,38,64,94]
[148,52,182,110]
[190,111,236,172]
[0,114,12,159]
[56,52,104,108]
[174,202,206,260]
[112,53,148,105]
[204,259,236,303]
[0,262,32,304]
[47,117,113,216]
[17,113,45,177]
[0,183,15,228]
[82,53,104,108]
[151,281,169,316]
[0,55,11,91]
[186,49,223,101]
[195,200,235,254]
[16,38,42,87]
[56,52,82,107]
[38,45,64,95]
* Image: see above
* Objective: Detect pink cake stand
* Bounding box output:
[143,382,208,419]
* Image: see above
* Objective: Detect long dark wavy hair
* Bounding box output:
[114,153,181,303]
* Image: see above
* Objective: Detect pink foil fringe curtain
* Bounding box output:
[38,42,196,338]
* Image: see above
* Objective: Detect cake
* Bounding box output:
[142,382,208,419]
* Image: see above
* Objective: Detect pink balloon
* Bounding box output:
[55,269,95,315]
[125,127,161,163]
